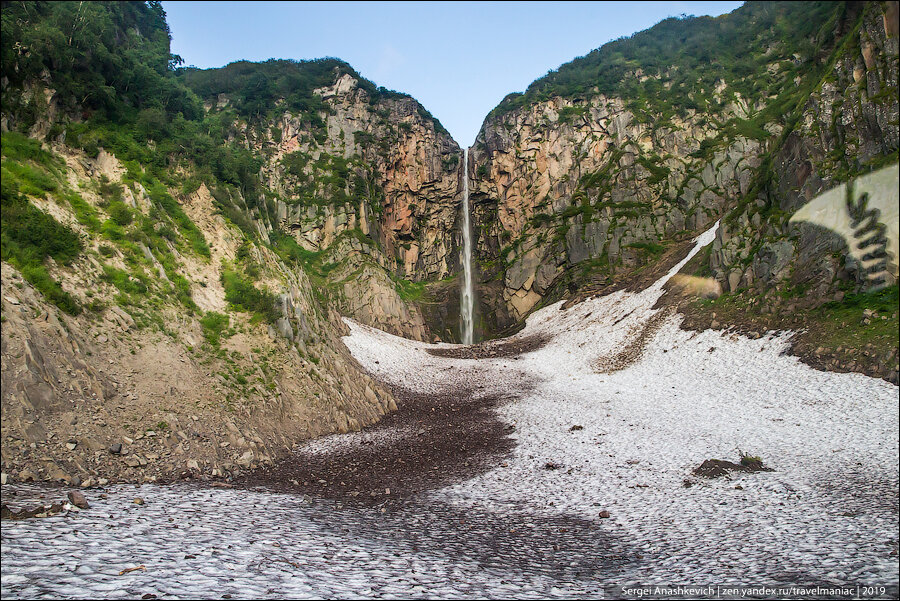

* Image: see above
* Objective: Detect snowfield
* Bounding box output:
[2,223,897,598]
[345,222,899,587]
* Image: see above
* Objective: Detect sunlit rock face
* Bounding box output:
[240,74,462,341]
[469,93,761,323]
[465,1,898,329]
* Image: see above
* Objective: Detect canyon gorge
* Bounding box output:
[1,0,897,487]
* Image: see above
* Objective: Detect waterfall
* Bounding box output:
[460,148,475,345]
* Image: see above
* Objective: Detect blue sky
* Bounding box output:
[163,1,743,146]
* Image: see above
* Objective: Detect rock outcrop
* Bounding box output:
[465,1,898,335]
[469,94,762,324]
[1,146,395,486]
[243,74,461,340]
[709,1,899,297]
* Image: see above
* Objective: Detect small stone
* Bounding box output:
[569,425,583,431]
[98,479,109,486]
[66,441,77,451]
[125,456,141,467]
[0,472,7,485]
[598,510,611,518]
[133,497,145,505]
[109,443,123,455]
[67,491,90,509]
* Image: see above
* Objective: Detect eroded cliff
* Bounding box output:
[466,1,898,345]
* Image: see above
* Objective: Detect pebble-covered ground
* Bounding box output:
[2,224,898,599]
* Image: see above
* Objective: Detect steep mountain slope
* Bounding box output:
[178,62,462,340]
[683,0,899,382]
[0,2,427,485]
[467,1,898,347]
[1,1,897,487]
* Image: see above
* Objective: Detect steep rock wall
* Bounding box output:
[710,1,899,297]
[236,74,462,340]
[470,88,763,325]
[467,1,898,333]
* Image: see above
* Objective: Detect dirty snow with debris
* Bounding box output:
[344,222,899,588]
[2,223,898,598]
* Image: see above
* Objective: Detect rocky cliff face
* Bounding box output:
[466,1,898,336]
[469,94,762,326]
[710,1,899,297]
[264,75,460,279]
[234,74,461,340]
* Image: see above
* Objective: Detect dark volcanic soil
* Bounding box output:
[236,384,519,503]
[562,239,696,310]
[426,333,550,359]
[594,306,675,373]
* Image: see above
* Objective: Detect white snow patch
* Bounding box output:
[2,222,897,597]
[342,221,899,585]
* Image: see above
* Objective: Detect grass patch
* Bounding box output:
[1,131,60,166]
[200,311,231,346]
[221,267,279,323]
[393,277,426,302]
[814,285,899,351]
[626,241,667,255]
[1,178,82,314]
[100,264,149,296]
[1,161,58,197]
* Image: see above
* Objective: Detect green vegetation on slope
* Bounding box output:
[221,267,279,323]
[1,1,199,127]
[490,2,843,123]
[0,178,82,315]
[179,58,449,135]
[1,0,446,322]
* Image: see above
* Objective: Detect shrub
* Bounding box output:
[108,202,133,226]
[1,180,82,265]
[221,267,279,323]
[200,311,231,346]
